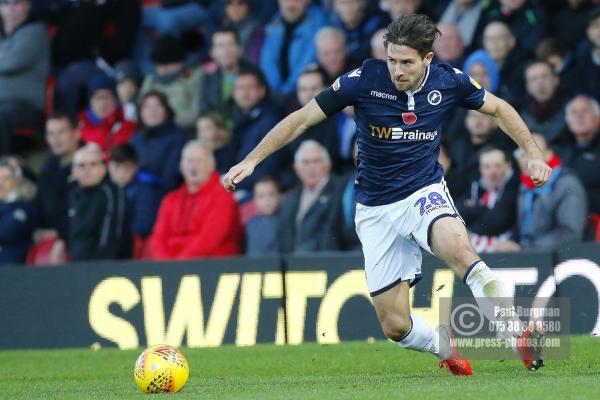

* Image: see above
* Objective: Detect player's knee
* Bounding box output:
[381,314,411,342]
[446,242,477,268]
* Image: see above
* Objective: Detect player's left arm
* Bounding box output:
[477,91,552,186]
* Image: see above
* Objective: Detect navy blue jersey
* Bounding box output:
[315,59,486,206]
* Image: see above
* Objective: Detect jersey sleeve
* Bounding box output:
[452,67,486,110]
[315,65,363,117]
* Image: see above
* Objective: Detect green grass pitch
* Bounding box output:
[1,336,599,399]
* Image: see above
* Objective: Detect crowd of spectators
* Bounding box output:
[1,0,600,266]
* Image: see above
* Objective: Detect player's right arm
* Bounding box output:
[452,67,552,186]
[477,92,552,186]
[223,99,327,191]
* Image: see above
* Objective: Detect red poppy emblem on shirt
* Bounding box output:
[402,112,417,125]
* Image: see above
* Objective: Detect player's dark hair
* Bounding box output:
[47,111,77,129]
[384,14,440,58]
[110,143,138,164]
[479,145,510,163]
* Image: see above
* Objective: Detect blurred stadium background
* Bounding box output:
[1,0,600,397]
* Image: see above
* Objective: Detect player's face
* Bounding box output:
[386,43,433,92]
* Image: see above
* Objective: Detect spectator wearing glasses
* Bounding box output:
[278,140,342,253]
[67,143,131,262]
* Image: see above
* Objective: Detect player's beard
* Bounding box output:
[393,66,427,92]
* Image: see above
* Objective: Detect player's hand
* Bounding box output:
[527,157,552,186]
[223,160,256,192]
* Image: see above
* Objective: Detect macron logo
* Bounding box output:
[370,90,397,101]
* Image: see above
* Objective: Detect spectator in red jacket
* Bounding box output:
[78,73,138,158]
[150,140,242,260]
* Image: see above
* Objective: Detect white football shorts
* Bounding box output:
[355,179,463,297]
